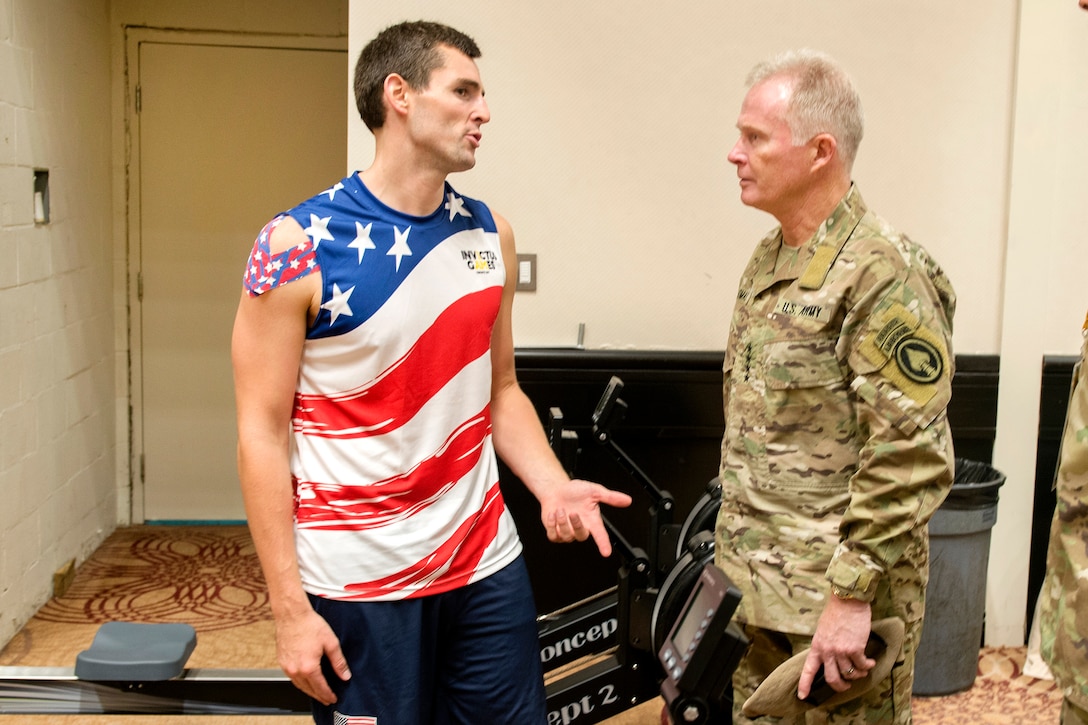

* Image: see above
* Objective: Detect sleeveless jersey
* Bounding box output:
[244,173,522,601]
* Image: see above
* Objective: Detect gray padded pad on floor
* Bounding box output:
[75,621,197,681]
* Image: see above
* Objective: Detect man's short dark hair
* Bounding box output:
[354,20,482,131]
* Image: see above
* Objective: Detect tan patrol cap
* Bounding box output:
[741,617,906,718]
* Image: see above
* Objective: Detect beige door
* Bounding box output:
[137,39,347,520]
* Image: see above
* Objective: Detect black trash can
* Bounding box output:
[913,458,1005,696]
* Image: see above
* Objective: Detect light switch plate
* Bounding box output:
[516,253,537,291]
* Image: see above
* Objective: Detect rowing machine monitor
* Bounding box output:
[658,563,748,724]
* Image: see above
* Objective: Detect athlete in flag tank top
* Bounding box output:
[244,173,522,601]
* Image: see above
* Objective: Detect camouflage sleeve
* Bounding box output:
[825,408,954,601]
[825,265,956,601]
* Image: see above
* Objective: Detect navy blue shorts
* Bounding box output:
[309,555,546,725]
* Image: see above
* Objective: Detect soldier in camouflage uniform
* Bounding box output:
[1040,314,1088,725]
[715,49,956,723]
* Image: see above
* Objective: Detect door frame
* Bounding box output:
[122,27,347,523]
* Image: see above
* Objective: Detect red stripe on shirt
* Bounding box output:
[339,482,506,599]
[295,408,491,529]
[292,286,500,439]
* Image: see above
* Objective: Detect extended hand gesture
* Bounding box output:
[540,479,633,558]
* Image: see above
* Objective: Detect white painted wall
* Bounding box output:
[348,1,1017,355]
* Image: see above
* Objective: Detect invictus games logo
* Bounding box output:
[895,337,943,383]
[462,249,497,272]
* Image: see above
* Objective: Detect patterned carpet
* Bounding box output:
[0,526,1065,723]
[912,647,1062,724]
[30,526,268,630]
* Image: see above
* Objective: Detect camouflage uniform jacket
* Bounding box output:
[715,185,957,635]
[1040,318,1088,712]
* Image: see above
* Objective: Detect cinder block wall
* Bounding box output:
[0,0,116,645]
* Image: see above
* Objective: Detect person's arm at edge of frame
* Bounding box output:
[487,212,633,558]
[231,219,350,705]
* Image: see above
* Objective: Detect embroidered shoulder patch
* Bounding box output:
[858,302,948,407]
[894,337,943,383]
[874,317,914,357]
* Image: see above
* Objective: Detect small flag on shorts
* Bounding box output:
[334,713,377,725]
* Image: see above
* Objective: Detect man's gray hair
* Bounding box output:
[746,49,864,169]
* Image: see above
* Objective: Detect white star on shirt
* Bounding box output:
[320,283,355,324]
[387,225,412,272]
[322,182,344,201]
[305,214,335,248]
[445,192,472,221]
[348,221,376,263]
